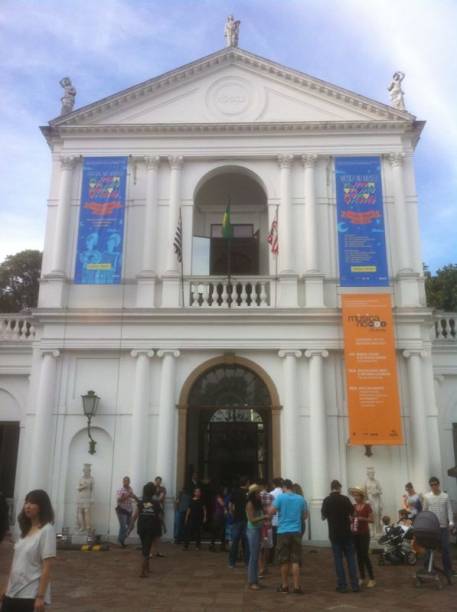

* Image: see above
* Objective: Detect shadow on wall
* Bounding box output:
[64,427,113,535]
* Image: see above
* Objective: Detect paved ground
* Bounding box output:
[1,538,457,611]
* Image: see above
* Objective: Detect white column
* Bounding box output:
[305,350,329,500]
[50,157,76,275]
[29,350,60,490]
[142,157,160,273]
[278,350,302,482]
[403,350,430,492]
[156,350,180,493]
[165,156,183,274]
[137,157,160,307]
[389,153,412,273]
[130,350,154,493]
[302,155,319,273]
[277,155,294,274]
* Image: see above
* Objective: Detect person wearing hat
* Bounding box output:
[349,486,375,588]
[245,484,267,590]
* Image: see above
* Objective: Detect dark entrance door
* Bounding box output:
[0,422,20,497]
[186,364,272,488]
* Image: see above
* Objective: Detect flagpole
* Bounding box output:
[227,234,232,308]
[179,208,185,308]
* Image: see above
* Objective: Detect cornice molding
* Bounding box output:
[44,120,416,140]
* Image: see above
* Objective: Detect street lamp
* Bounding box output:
[81,390,100,454]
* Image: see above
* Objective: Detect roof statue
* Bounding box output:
[388,71,406,111]
[224,15,241,48]
[59,77,77,115]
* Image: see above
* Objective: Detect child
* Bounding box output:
[183,488,207,550]
[381,515,391,535]
[397,509,412,533]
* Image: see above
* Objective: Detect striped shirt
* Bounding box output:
[423,491,454,528]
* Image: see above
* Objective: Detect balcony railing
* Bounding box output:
[434,313,457,341]
[187,276,274,308]
[0,315,36,341]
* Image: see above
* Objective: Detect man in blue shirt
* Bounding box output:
[270,479,308,594]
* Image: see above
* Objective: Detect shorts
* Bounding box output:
[276,532,302,564]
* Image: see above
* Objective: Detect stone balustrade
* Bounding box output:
[188,276,272,308]
[435,313,457,341]
[0,315,36,341]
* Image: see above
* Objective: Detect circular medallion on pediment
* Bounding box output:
[206,76,264,121]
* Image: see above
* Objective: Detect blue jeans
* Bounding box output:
[229,521,249,567]
[331,538,359,590]
[246,527,261,585]
[117,510,131,545]
[425,527,453,576]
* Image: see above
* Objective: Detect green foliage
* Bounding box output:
[425,264,457,312]
[0,250,42,313]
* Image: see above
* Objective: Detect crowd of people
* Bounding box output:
[0,474,455,608]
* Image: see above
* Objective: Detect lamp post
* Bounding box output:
[81,390,100,454]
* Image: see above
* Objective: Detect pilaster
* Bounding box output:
[278,350,302,483]
[130,350,154,493]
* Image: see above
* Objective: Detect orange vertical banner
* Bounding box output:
[341,293,403,446]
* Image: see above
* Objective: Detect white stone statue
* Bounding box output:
[76,463,94,532]
[365,466,383,537]
[224,15,240,48]
[60,77,77,115]
[388,71,406,111]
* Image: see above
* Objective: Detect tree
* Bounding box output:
[425,263,457,312]
[0,250,42,313]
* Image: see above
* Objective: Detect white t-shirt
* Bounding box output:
[270,487,283,527]
[6,523,56,604]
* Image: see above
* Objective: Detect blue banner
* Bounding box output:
[74,157,128,284]
[335,157,389,287]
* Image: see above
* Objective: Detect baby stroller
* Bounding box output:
[412,510,447,589]
[378,525,416,566]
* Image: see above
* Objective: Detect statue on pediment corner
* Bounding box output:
[60,76,77,115]
[224,15,240,48]
[388,71,406,111]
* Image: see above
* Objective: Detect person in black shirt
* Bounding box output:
[183,488,207,550]
[135,482,163,577]
[321,480,359,593]
[228,476,250,568]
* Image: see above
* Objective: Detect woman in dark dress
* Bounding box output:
[135,482,162,577]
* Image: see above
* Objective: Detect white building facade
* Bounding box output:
[1,45,457,540]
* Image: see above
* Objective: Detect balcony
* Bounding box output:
[0,315,36,342]
[434,313,457,341]
[187,276,273,308]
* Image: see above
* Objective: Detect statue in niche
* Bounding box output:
[76,463,94,532]
[388,71,406,110]
[365,466,383,537]
[224,15,241,48]
[59,76,77,115]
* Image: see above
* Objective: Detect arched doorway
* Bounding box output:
[177,356,281,488]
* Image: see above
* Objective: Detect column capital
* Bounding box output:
[157,349,181,359]
[60,156,77,170]
[130,349,155,359]
[277,154,294,169]
[387,152,405,167]
[144,156,160,170]
[168,155,184,169]
[278,349,302,359]
[403,348,427,359]
[41,349,60,359]
[302,154,318,168]
[305,349,329,359]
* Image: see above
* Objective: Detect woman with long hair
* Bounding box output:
[245,484,266,591]
[349,486,375,588]
[134,482,162,577]
[1,489,56,611]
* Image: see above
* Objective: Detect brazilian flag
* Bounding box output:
[221,204,233,239]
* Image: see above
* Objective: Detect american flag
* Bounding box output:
[267,212,279,255]
[173,209,183,263]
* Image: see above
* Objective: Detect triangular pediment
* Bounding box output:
[49,47,415,129]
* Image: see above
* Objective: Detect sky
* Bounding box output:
[0,0,456,272]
